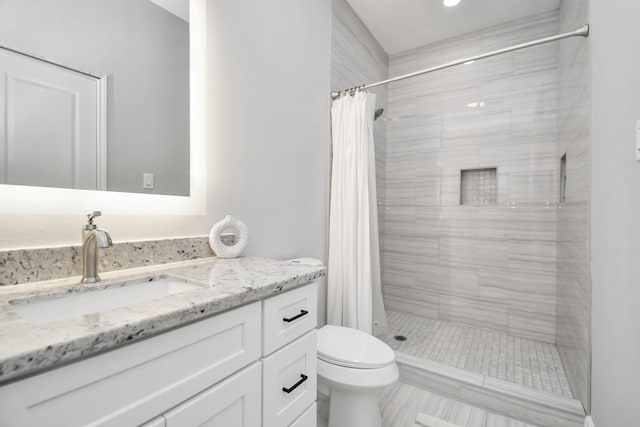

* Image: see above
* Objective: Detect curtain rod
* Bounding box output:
[331,24,589,99]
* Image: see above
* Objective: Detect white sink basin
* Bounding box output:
[10,277,201,325]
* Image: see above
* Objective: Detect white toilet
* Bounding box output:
[317,325,399,427]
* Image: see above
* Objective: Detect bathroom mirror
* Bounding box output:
[0,0,190,196]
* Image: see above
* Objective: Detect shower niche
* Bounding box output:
[560,154,567,203]
[459,168,497,206]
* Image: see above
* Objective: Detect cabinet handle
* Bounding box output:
[282,309,309,323]
[282,374,309,394]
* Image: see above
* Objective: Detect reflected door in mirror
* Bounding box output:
[0,48,105,190]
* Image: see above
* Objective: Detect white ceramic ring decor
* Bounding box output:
[208,215,249,258]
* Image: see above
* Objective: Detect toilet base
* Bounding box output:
[328,388,382,427]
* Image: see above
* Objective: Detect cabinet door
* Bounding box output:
[164,362,261,427]
[289,403,316,427]
[263,330,317,427]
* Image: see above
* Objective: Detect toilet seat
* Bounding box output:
[317,325,395,369]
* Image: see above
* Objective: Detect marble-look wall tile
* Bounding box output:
[507,171,558,204]
[512,101,558,138]
[388,49,419,77]
[437,146,482,172]
[514,43,559,75]
[480,11,559,49]
[439,237,508,270]
[479,269,556,315]
[382,260,415,288]
[415,207,479,238]
[385,235,439,265]
[507,240,557,275]
[383,284,440,319]
[414,177,442,206]
[478,208,557,242]
[508,307,557,343]
[383,11,561,342]
[479,139,558,175]
[383,206,416,236]
[415,263,479,298]
[442,110,512,140]
[0,237,214,286]
[555,0,591,411]
[562,134,590,202]
[439,174,464,206]
[416,86,482,119]
[482,69,558,103]
[439,294,509,333]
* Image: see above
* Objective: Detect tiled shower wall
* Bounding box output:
[556,0,591,411]
[383,12,560,343]
[330,0,388,260]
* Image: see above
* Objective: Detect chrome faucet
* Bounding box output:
[81,211,112,284]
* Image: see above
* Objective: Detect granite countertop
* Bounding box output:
[0,257,326,385]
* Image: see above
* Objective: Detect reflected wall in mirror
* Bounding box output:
[0,0,190,196]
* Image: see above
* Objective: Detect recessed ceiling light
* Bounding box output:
[443,0,461,7]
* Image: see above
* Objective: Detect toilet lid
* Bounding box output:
[317,325,395,369]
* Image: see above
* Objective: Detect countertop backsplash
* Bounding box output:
[0,237,214,286]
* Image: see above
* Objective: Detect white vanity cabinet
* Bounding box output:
[262,283,318,427]
[161,362,262,427]
[0,282,318,427]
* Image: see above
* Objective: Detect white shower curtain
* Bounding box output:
[328,91,387,335]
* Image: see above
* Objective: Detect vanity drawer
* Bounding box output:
[0,302,261,427]
[262,330,317,427]
[263,282,317,355]
[289,403,317,427]
[164,362,261,427]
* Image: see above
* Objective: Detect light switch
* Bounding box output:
[636,119,640,161]
[143,173,154,189]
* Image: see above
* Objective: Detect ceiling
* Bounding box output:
[345,0,560,55]
[149,0,189,22]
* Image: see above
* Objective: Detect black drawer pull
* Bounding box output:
[282,309,309,323]
[282,374,308,394]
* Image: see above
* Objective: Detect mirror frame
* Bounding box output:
[0,0,205,215]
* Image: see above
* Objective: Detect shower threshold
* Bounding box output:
[376,311,585,427]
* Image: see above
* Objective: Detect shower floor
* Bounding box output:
[377,311,573,399]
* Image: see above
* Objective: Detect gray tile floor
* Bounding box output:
[377,311,573,398]
[380,382,541,427]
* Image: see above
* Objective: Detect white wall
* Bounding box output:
[204,0,331,323]
[590,0,640,425]
[0,0,331,326]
